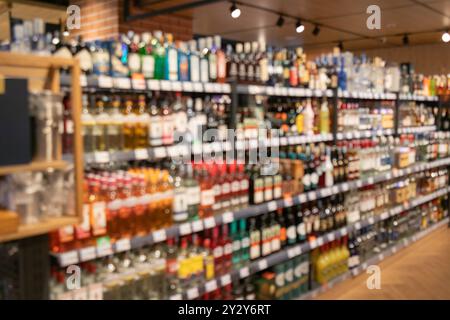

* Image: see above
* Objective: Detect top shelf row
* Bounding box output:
[60,74,439,102]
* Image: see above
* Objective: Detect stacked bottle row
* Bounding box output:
[399,101,436,128]
[49,192,448,300]
[338,100,395,132]
[67,93,230,154]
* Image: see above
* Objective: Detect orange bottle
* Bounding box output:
[146,168,159,231]
[118,175,136,238]
[89,176,107,238]
[106,176,121,242]
[133,174,148,236]
[199,163,215,218]
[159,170,174,228]
[74,179,93,248]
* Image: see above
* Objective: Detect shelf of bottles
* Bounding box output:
[297,216,449,300]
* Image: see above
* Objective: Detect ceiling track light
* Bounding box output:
[312,25,320,36]
[442,30,450,43]
[295,19,305,33]
[276,15,285,27]
[230,2,241,19]
[402,34,409,45]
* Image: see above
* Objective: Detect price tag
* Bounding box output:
[115,238,131,252]
[367,177,374,185]
[193,82,203,92]
[331,186,339,194]
[222,211,234,224]
[222,84,231,93]
[98,75,113,88]
[284,196,293,207]
[192,220,204,232]
[187,287,199,300]
[309,239,318,249]
[380,212,389,220]
[317,237,324,246]
[94,151,109,163]
[170,294,182,300]
[356,180,363,188]
[88,283,103,300]
[147,80,160,91]
[280,137,288,145]
[266,86,274,95]
[236,140,245,150]
[280,87,288,96]
[132,78,146,90]
[271,138,279,147]
[79,74,87,87]
[160,80,172,91]
[114,77,131,89]
[96,241,113,257]
[314,89,322,97]
[340,227,347,237]
[337,133,343,140]
[79,246,96,262]
[60,250,79,266]
[305,89,312,96]
[267,201,277,212]
[308,192,317,201]
[134,148,149,160]
[205,280,217,292]
[153,147,166,158]
[171,81,182,91]
[239,266,250,278]
[204,83,214,92]
[152,230,167,243]
[179,222,192,235]
[213,83,221,92]
[204,217,216,229]
[327,233,335,242]
[368,217,375,225]
[287,247,297,258]
[167,145,179,157]
[342,183,349,192]
[258,259,268,271]
[298,194,307,203]
[354,222,362,230]
[221,274,231,286]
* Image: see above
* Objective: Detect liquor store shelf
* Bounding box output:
[168,187,450,300]
[51,157,450,267]
[60,74,439,102]
[296,216,450,300]
[66,127,436,165]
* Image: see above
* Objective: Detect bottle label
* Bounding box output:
[275,273,285,287]
[200,58,209,82]
[174,111,188,133]
[209,53,217,80]
[162,115,174,144]
[128,53,141,74]
[168,48,178,80]
[149,116,163,145]
[224,243,232,255]
[250,244,260,260]
[297,222,306,237]
[271,237,280,252]
[186,185,201,205]
[240,179,249,190]
[285,268,294,282]
[91,202,106,234]
[254,189,264,204]
[76,49,93,73]
[173,189,188,222]
[217,52,226,79]
[264,187,273,201]
[313,216,320,232]
[231,181,240,193]
[287,225,297,240]
[302,173,311,189]
[221,182,231,195]
[190,55,200,82]
[78,204,91,234]
[142,55,155,78]
[294,265,302,278]
[262,241,271,256]
[232,240,241,252]
[241,236,250,248]
[240,195,249,205]
[273,186,282,199]
[201,189,215,206]
[310,172,319,186]
[166,258,178,274]
[213,246,223,258]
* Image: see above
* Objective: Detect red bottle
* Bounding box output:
[221,224,232,273]
[237,163,249,209]
[199,163,215,218]
[105,177,121,242]
[211,226,223,275]
[220,163,231,212]
[229,163,241,211]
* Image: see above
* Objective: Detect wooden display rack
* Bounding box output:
[0,52,83,243]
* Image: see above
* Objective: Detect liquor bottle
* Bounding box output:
[128,32,141,75]
[278,208,287,248]
[324,146,334,187]
[133,175,148,236]
[118,176,136,238]
[184,164,200,221]
[203,238,215,281]
[270,212,281,253]
[249,165,264,204]
[259,40,269,84]
[107,96,124,151]
[111,34,129,78]
[244,42,254,83]
[338,57,347,91]
[198,38,209,83]
[230,163,241,210]
[206,37,217,82]
[236,43,246,83]
[311,201,320,239]
[140,32,155,79]
[220,163,232,212]
[319,98,330,134]
[215,36,227,83]
[303,98,314,135]
[238,164,249,208]
[188,40,200,82]
[177,237,190,290]
[249,217,261,260]
[222,224,233,273]
[105,177,121,241]
[240,219,250,264]
[261,214,272,257]
[148,96,163,147]
[158,170,174,228]
[161,99,174,145]
[93,95,110,151]
[153,31,166,80]
[81,94,96,153]
[53,31,72,59]
[226,44,238,81]
[285,207,297,246]
[199,164,215,218]
[172,93,188,136]
[263,174,274,202]
[165,33,178,81]
[122,96,137,150]
[134,95,150,148]
[172,166,188,223]
[230,221,241,267]
[211,164,222,214]
[73,35,93,75]
[211,227,223,275]
[178,41,190,82]
[296,205,306,243]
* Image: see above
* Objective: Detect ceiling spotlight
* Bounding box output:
[442,30,450,43]
[276,15,285,27]
[338,41,344,51]
[230,2,241,19]
[295,20,305,33]
[312,25,320,36]
[402,34,409,45]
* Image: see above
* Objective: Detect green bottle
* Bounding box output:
[231,221,241,267]
[240,219,250,264]
[152,30,166,80]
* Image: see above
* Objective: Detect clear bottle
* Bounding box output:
[134,95,150,149]
[81,94,96,153]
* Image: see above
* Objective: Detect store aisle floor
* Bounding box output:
[315,225,450,300]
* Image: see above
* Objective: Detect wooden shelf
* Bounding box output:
[0,160,70,176]
[0,216,79,243]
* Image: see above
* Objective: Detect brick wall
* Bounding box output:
[70,0,193,42]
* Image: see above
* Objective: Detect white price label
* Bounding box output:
[205,280,217,292]
[317,237,324,246]
[187,287,199,300]
[331,186,339,194]
[204,217,216,229]
[213,83,221,92]
[172,81,182,91]
[222,211,234,224]
[170,294,182,300]
[309,239,318,249]
[88,283,103,300]
[204,83,214,92]
[368,177,374,185]
[284,197,293,207]
[60,250,79,266]
[96,243,112,257]
[115,238,131,252]
[340,227,348,236]
[380,212,389,220]
[79,74,87,87]
[327,233,335,242]
[267,201,277,211]
[354,222,362,230]
[368,217,375,225]
[221,274,231,286]
[308,192,317,201]
[147,80,160,91]
[193,82,203,92]
[94,151,109,163]
[222,84,231,93]
[134,148,149,160]
[114,77,131,89]
[192,220,204,232]
[298,194,307,203]
[280,137,288,145]
[153,147,166,158]
[287,247,297,258]
[152,229,167,242]
[79,246,96,262]
[160,80,172,91]
[239,267,250,278]
[132,78,146,90]
[98,75,113,88]
[258,259,268,271]
[179,223,192,235]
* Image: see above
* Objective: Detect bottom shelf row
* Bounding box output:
[50,190,449,300]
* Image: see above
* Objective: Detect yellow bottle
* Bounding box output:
[295,102,304,134]
[319,97,330,134]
